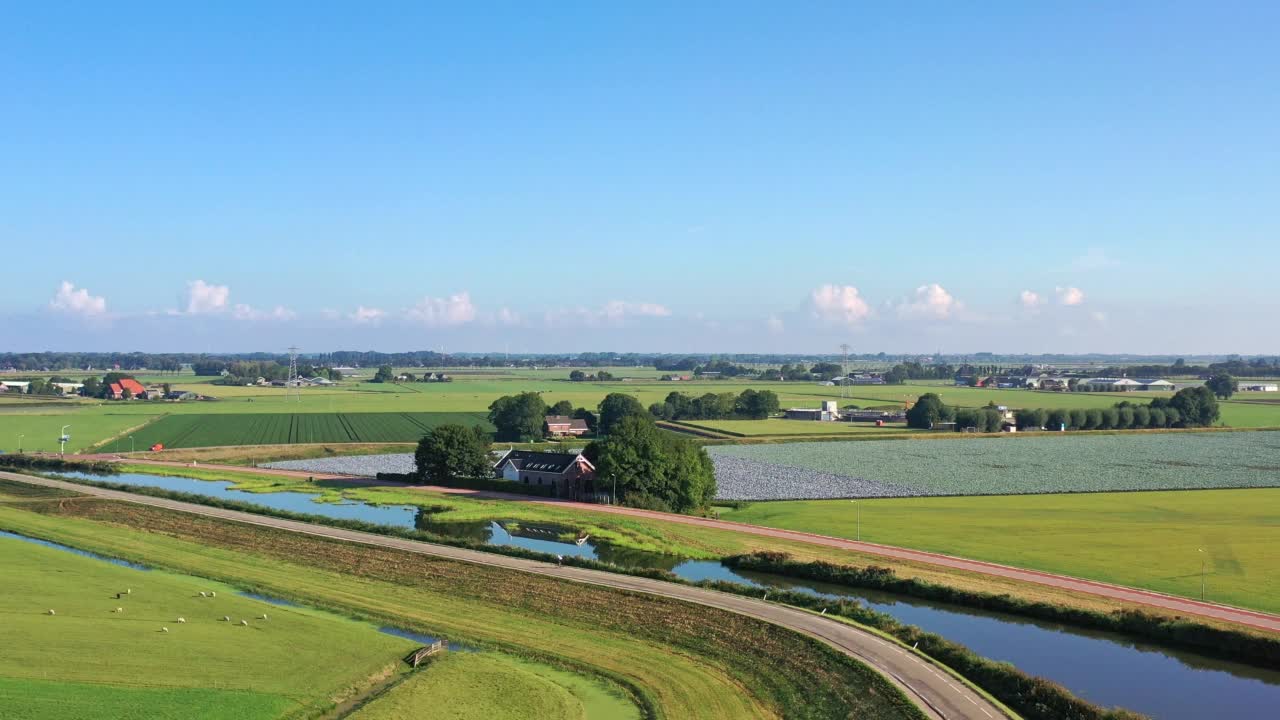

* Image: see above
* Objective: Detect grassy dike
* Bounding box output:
[0,491,925,720]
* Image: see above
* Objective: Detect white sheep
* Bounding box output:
[177,617,186,623]
[199,592,207,597]
[259,614,268,620]
[115,607,123,613]
[126,589,132,594]
[223,615,231,622]
[161,627,169,632]
[47,609,55,615]
[240,620,248,626]
[209,591,216,597]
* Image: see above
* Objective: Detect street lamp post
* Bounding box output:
[129,436,135,454]
[59,425,71,457]
[611,474,617,505]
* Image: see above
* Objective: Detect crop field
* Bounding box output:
[0,498,922,720]
[352,653,641,720]
[687,418,911,437]
[3,369,1278,453]
[0,531,415,720]
[709,430,1280,499]
[122,412,492,449]
[722,488,1280,614]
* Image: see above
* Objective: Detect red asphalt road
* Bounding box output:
[99,456,1280,633]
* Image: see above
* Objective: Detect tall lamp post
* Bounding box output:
[850,500,861,542]
[129,435,135,454]
[611,474,617,505]
[59,425,71,457]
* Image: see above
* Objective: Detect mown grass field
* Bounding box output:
[0,494,923,720]
[352,653,640,720]
[1,368,1277,452]
[0,532,415,720]
[722,488,1280,614]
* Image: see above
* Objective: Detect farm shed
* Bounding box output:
[493,449,596,499]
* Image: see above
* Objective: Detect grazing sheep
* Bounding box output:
[223,616,231,622]
[115,608,123,613]
[161,627,169,632]
[240,620,248,626]
[199,592,207,597]
[177,617,186,623]
[126,589,131,594]
[209,591,216,597]
[47,609,55,616]
[260,614,268,620]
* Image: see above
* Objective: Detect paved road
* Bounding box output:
[89,456,1280,633]
[3,471,1005,720]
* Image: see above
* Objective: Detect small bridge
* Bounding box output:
[405,641,445,668]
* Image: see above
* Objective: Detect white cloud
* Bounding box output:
[494,307,522,326]
[810,284,872,325]
[1056,286,1086,306]
[405,292,477,327]
[897,283,959,320]
[49,281,106,317]
[233,304,296,321]
[349,306,387,325]
[767,314,785,334]
[544,300,673,327]
[185,280,230,314]
[1019,290,1044,309]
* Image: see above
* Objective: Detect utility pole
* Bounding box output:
[129,435,135,454]
[611,474,617,505]
[839,343,851,398]
[59,425,71,457]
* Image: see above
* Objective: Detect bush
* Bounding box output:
[375,472,555,498]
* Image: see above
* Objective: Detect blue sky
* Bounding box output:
[3,3,1278,353]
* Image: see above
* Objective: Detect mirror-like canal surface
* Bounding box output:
[48,470,1280,719]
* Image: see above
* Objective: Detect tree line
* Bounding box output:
[648,389,779,421]
[905,386,1221,432]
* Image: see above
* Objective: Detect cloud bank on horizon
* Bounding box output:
[9,275,1258,355]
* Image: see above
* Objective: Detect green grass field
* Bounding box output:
[0,492,923,720]
[0,533,415,719]
[123,412,492,449]
[722,488,1280,613]
[352,653,641,720]
[688,418,911,437]
[2,370,1276,451]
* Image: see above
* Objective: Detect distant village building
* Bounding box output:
[544,416,589,437]
[107,378,148,399]
[1240,383,1280,392]
[785,400,839,422]
[1077,378,1175,392]
[493,449,596,499]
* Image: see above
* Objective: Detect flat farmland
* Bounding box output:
[710,430,1280,499]
[722,488,1280,614]
[685,419,912,437]
[124,412,492,449]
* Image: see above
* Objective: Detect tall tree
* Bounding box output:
[1205,373,1235,400]
[415,424,492,483]
[487,392,548,441]
[372,365,395,383]
[597,393,649,435]
[547,400,574,416]
[905,393,951,429]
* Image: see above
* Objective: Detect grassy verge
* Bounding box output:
[0,496,926,720]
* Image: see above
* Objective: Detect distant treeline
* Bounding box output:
[907,386,1222,432]
[648,390,780,421]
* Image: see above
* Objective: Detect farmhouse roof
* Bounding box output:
[493,449,594,475]
[119,378,146,395]
[544,416,589,431]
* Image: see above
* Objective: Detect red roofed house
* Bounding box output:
[544,415,590,437]
[492,449,596,500]
[107,378,148,400]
